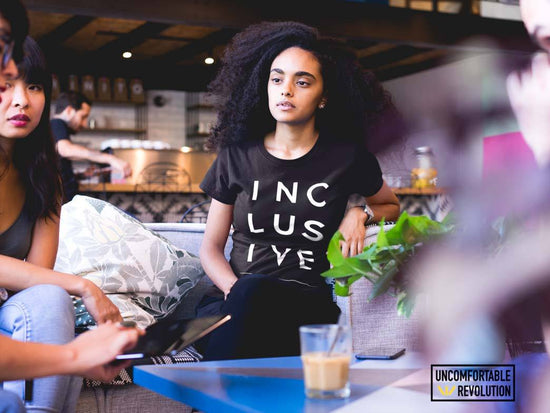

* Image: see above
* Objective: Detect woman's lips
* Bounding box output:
[8,114,30,127]
[277,101,295,110]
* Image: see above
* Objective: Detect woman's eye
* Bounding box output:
[271,77,281,84]
[4,82,13,89]
[29,84,43,92]
[297,80,309,86]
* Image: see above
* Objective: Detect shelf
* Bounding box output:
[80,183,204,193]
[83,128,147,134]
[90,100,146,106]
[392,187,446,195]
[187,104,215,111]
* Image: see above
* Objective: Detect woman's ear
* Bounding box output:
[318,97,328,109]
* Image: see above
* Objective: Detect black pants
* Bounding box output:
[195,274,341,361]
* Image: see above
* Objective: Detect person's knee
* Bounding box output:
[0,389,25,413]
[24,285,74,323]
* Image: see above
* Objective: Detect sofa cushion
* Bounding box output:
[54,195,206,328]
[144,222,233,320]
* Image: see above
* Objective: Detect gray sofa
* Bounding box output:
[76,222,421,412]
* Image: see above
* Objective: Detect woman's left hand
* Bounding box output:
[80,280,122,324]
[338,207,367,257]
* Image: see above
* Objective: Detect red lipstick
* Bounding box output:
[8,114,30,127]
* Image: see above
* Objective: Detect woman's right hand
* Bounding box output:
[80,280,122,324]
[67,321,143,382]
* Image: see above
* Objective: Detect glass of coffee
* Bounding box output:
[299,324,352,399]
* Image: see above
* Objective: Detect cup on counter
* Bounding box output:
[299,324,352,399]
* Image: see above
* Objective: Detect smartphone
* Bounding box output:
[355,347,406,360]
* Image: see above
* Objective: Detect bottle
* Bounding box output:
[411,146,437,189]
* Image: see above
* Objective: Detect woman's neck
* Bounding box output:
[0,137,15,164]
[264,123,319,160]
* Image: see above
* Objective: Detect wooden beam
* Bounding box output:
[93,22,172,56]
[37,15,95,46]
[156,28,237,64]
[356,43,398,59]
[374,51,466,81]
[360,45,432,69]
[22,0,535,53]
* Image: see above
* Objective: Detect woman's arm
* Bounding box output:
[26,214,60,269]
[0,321,141,382]
[365,180,400,222]
[199,199,239,299]
[338,181,400,257]
[0,255,122,323]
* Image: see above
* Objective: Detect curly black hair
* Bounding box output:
[206,21,403,153]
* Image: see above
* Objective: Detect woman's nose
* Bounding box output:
[13,87,29,108]
[281,86,293,97]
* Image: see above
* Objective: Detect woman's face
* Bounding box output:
[0,15,18,95]
[0,77,44,139]
[268,47,325,126]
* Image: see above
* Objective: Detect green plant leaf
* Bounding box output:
[376,219,390,248]
[326,231,346,267]
[321,263,359,278]
[333,274,362,296]
[325,211,454,316]
[369,263,399,300]
[397,291,415,318]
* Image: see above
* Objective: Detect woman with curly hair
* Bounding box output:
[197,21,400,360]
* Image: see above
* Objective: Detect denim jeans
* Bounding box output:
[0,389,25,413]
[0,285,83,412]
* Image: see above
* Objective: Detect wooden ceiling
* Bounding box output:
[22,0,535,91]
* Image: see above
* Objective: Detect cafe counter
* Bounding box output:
[79,148,214,222]
[80,178,450,224]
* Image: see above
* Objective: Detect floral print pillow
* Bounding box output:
[54,195,205,329]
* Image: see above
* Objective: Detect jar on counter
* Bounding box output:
[411,146,437,189]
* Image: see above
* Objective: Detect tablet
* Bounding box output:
[115,314,231,361]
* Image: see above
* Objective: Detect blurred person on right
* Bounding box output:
[506,0,550,168]
[413,1,550,411]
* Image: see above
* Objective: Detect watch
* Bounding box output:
[354,204,374,224]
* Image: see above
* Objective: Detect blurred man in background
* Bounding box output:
[51,91,132,203]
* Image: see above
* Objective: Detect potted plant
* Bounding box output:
[322,211,454,317]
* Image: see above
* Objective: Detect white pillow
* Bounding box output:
[54,195,205,328]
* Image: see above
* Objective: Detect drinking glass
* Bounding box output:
[299,324,352,399]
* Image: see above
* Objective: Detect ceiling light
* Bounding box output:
[204,57,214,65]
[180,146,192,153]
[122,51,132,59]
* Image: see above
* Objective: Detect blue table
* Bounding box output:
[134,354,441,413]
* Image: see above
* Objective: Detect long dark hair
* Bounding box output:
[0,0,29,62]
[9,36,61,220]
[206,21,402,152]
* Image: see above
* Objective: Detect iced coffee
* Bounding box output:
[299,324,352,399]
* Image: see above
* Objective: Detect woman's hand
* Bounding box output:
[338,207,367,257]
[80,280,122,324]
[67,321,143,382]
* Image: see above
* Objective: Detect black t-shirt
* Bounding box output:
[200,133,383,289]
[51,118,78,203]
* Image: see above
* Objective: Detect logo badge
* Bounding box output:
[431,364,515,402]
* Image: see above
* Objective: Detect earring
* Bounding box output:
[318,103,325,109]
